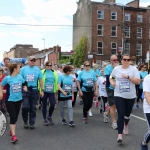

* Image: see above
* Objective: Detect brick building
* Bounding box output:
[3,44,39,59]
[73,0,150,65]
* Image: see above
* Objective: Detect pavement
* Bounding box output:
[0,98,147,150]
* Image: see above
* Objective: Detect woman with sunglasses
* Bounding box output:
[38,61,58,126]
[136,64,148,109]
[110,54,140,143]
[58,65,75,127]
[77,61,98,124]
[70,65,78,107]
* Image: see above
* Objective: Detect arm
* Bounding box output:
[77,81,83,97]
[144,91,150,106]
[39,78,44,97]
[94,81,98,96]
[0,84,3,100]
[58,84,67,96]
[109,77,116,88]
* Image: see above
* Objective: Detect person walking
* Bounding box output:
[58,65,75,127]
[38,61,58,126]
[77,61,98,124]
[20,56,44,129]
[1,63,27,143]
[110,54,140,143]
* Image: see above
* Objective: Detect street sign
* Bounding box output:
[118,47,122,53]
[88,55,93,59]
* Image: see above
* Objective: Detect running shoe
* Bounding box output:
[117,134,122,143]
[103,112,109,123]
[140,142,148,150]
[69,121,75,127]
[43,120,49,126]
[79,101,83,105]
[24,123,29,129]
[112,122,118,130]
[123,125,129,135]
[47,117,54,125]
[88,111,93,117]
[12,135,18,143]
[135,104,139,109]
[10,130,12,136]
[62,119,67,125]
[83,118,88,124]
[30,124,35,129]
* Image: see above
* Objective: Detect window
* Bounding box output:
[136,44,142,56]
[124,43,130,54]
[124,26,130,38]
[97,25,104,36]
[111,12,117,20]
[97,42,103,55]
[125,13,130,21]
[111,26,117,37]
[98,10,104,19]
[111,42,117,54]
[137,15,143,22]
[137,27,142,38]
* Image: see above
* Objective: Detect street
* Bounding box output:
[0,97,147,150]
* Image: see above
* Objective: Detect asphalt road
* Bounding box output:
[0,98,147,150]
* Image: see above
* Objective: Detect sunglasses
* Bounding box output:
[30,59,36,62]
[144,66,147,68]
[85,65,90,67]
[69,70,72,72]
[112,59,118,61]
[46,65,52,67]
[123,58,131,62]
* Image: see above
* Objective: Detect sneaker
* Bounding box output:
[88,111,93,117]
[10,130,12,136]
[83,118,88,124]
[29,124,35,129]
[141,142,148,150]
[136,104,139,109]
[24,123,29,129]
[54,104,57,109]
[69,121,75,127]
[47,117,54,125]
[12,135,18,143]
[62,119,67,125]
[43,120,49,126]
[103,112,109,123]
[117,134,122,143]
[123,125,129,135]
[79,101,83,105]
[38,105,41,110]
[112,122,118,130]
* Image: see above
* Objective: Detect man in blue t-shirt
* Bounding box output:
[104,55,118,130]
[20,56,44,129]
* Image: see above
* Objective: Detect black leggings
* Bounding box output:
[72,92,77,107]
[115,97,135,134]
[137,89,143,103]
[82,91,93,118]
[6,100,22,124]
[100,96,107,112]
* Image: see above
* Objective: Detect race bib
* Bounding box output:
[12,83,21,93]
[101,85,106,91]
[86,78,94,87]
[119,81,130,93]
[64,84,72,92]
[46,84,53,92]
[26,74,35,82]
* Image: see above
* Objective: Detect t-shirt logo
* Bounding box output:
[86,78,94,87]
[64,85,72,92]
[119,81,130,93]
[12,83,21,93]
[46,84,53,92]
[26,74,35,82]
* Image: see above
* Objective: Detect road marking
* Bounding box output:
[131,114,146,122]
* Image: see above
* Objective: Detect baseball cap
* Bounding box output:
[28,56,36,60]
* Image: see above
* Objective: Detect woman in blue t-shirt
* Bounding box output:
[77,61,98,124]
[1,63,27,143]
[136,64,148,109]
[58,65,75,127]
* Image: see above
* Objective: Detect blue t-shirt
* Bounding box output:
[77,70,97,92]
[92,69,102,78]
[44,70,55,93]
[104,64,114,90]
[1,74,25,102]
[139,71,148,89]
[58,74,73,98]
[20,66,43,87]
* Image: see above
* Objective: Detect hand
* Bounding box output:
[40,91,44,98]
[23,86,28,92]
[94,90,98,97]
[112,82,116,88]
[79,90,83,97]
[62,91,67,96]
[2,90,6,94]
[122,74,128,79]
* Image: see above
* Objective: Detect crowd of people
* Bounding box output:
[0,54,150,150]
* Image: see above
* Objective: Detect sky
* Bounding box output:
[0,0,149,61]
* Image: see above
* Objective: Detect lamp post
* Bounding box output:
[42,38,45,49]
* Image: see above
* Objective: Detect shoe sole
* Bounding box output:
[24,126,29,129]
[62,123,67,125]
[117,139,122,143]
[69,124,75,127]
[12,139,18,143]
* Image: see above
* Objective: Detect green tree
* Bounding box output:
[73,36,88,67]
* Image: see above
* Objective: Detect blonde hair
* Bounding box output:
[83,61,90,66]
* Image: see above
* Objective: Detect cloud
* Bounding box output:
[10,32,42,38]
[140,2,150,7]
[0,32,8,38]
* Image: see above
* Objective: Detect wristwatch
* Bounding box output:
[127,76,130,79]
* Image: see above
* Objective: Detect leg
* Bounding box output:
[72,92,77,107]
[42,92,48,120]
[87,92,94,116]
[67,100,73,122]
[48,93,55,117]
[59,101,65,119]
[137,89,143,104]
[82,92,89,118]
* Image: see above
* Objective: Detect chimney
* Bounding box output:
[103,0,116,4]
[126,0,139,8]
